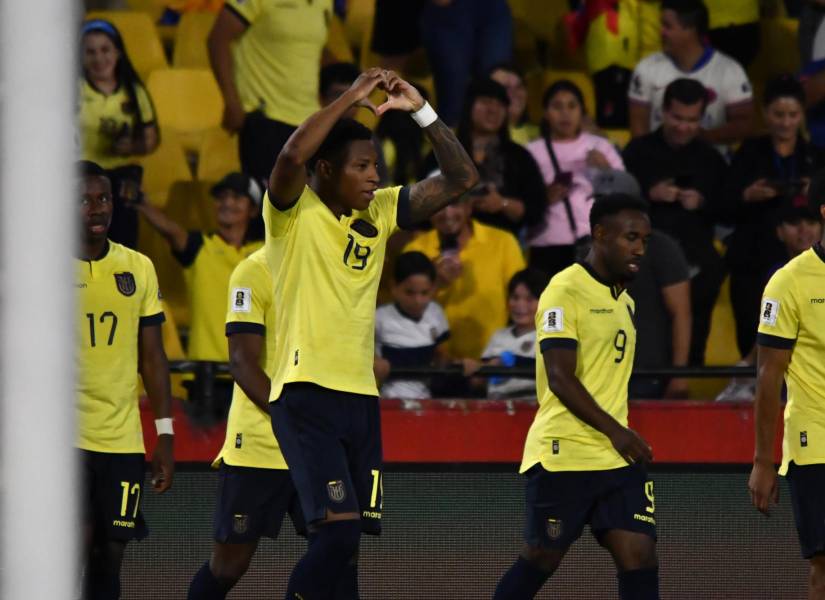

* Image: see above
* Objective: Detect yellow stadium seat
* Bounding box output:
[139,129,192,206]
[326,14,355,64]
[344,0,375,51]
[125,0,167,21]
[602,128,631,150]
[146,68,224,152]
[526,69,597,124]
[86,11,168,79]
[196,127,240,181]
[172,12,216,69]
[759,18,800,80]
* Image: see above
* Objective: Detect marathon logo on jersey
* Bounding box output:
[232,514,248,534]
[327,480,346,503]
[801,431,808,448]
[235,433,243,449]
[542,308,564,333]
[114,272,136,296]
[351,219,378,238]
[760,298,780,326]
[231,287,251,313]
[546,518,563,540]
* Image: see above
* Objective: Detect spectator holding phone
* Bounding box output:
[623,78,728,365]
[526,79,625,278]
[79,19,159,248]
[723,75,825,356]
[421,78,546,237]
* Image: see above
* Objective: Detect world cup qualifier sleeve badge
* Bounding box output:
[114,272,136,296]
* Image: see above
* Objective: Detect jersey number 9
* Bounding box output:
[613,329,627,363]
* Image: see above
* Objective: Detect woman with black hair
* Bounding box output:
[527,79,625,278]
[423,78,545,237]
[724,74,825,356]
[78,19,159,248]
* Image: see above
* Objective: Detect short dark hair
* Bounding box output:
[663,78,708,112]
[542,79,586,113]
[307,118,374,172]
[394,251,436,283]
[763,74,805,107]
[507,268,549,300]
[320,62,361,98]
[589,193,649,231]
[78,160,109,179]
[662,0,709,36]
[805,168,825,219]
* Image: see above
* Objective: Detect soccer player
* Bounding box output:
[265,67,478,598]
[495,194,659,600]
[748,180,825,599]
[188,248,317,599]
[76,160,174,599]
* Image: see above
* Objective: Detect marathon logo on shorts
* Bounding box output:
[546,518,563,540]
[327,480,346,503]
[233,514,248,534]
[542,308,563,333]
[231,287,251,313]
[801,431,808,448]
[235,433,243,449]
[114,272,136,297]
[552,440,559,455]
[760,298,780,326]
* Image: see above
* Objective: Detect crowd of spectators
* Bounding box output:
[78,0,825,403]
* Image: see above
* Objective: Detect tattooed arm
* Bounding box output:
[407,120,479,223]
[377,71,479,224]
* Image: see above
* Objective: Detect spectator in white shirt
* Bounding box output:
[628,0,753,152]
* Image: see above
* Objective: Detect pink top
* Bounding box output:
[526,132,625,247]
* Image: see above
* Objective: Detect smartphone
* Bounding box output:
[554,171,573,186]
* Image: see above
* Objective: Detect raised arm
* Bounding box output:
[138,323,174,492]
[269,68,386,208]
[544,347,652,464]
[135,202,188,253]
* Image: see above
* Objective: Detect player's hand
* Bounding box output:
[748,460,779,516]
[649,179,679,203]
[743,178,778,203]
[222,100,246,133]
[677,188,704,211]
[609,426,653,464]
[376,70,425,115]
[343,67,385,115]
[151,434,174,493]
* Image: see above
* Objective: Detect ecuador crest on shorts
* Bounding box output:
[327,480,346,503]
[114,272,136,297]
[546,518,563,540]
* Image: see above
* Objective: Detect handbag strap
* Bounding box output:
[543,136,579,238]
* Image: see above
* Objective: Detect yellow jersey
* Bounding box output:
[78,78,156,169]
[215,249,287,469]
[404,220,526,359]
[175,231,262,362]
[226,0,331,126]
[264,185,406,400]
[757,244,825,475]
[521,262,636,473]
[76,241,165,453]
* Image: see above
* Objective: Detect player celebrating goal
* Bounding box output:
[265,68,478,599]
[76,161,174,599]
[495,193,659,600]
[749,175,825,599]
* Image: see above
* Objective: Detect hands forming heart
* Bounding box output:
[348,67,426,116]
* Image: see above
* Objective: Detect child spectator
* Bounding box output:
[374,252,450,401]
[480,268,549,400]
[489,64,539,146]
[78,19,159,248]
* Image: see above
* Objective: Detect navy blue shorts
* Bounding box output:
[787,461,825,559]
[213,462,306,543]
[80,450,148,542]
[269,383,383,534]
[524,463,656,550]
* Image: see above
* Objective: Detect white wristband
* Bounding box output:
[411,101,438,128]
[155,418,174,436]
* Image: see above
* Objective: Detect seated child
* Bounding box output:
[480,268,549,399]
[375,252,450,400]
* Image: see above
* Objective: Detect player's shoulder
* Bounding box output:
[539,266,580,303]
[111,241,155,273]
